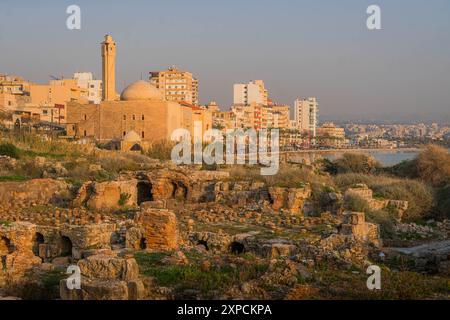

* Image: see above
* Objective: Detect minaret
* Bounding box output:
[101,34,116,101]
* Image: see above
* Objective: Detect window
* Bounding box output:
[123,131,126,137]
[84,114,87,120]
[43,110,48,115]
[84,130,87,137]
[141,131,145,139]
[141,115,145,121]
[132,114,136,120]
[123,115,126,120]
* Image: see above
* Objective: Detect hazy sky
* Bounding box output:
[1,0,449,121]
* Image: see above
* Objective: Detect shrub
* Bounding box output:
[326,153,381,174]
[416,145,450,187]
[147,140,175,161]
[334,173,434,221]
[344,194,370,212]
[435,185,450,219]
[118,193,131,206]
[0,143,20,159]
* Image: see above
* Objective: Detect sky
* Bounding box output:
[0,0,449,122]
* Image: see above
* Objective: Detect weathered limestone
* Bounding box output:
[74,180,138,210]
[0,222,42,283]
[344,184,373,202]
[340,211,381,247]
[344,184,409,221]
[78,254,139,281]
[133,208,179,251]
[268,185,312,215]
[60,254,145,300]
[61,224,116,259]
[214,181,269,206]
[0,179,69,208]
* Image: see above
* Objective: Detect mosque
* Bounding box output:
[66,35,211,151]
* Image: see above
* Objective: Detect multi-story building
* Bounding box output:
[0,75,31,109]
[270,105,290,129]
[149,66,199,105]
[233,80,268,106]
[294,97,319,137]
[74,72,102,104]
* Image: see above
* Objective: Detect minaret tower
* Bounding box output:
[101,34,116,101]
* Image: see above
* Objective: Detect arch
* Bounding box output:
[197,240,209,251]
[130,143,142,151]
[60,236,73,257]
[171,182,188,200]
[229,241,245,254]
[0,236,14,256]
[32,232,45,257]
[137,181,153,205]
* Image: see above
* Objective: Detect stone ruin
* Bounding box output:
[344,184,408,221]
[0,167,390,299]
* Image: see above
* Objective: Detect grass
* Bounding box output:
[134,251,269,297]
[309,263,450,300]
[334,173,433,221]
[0,175,28,182]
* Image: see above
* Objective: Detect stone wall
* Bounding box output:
[0,222,42,283]
[268,186,312,215]
[0,179,69,209]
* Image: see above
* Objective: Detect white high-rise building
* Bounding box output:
[233,80,268,105]
[294,97,319,137]
[73,72,102,104]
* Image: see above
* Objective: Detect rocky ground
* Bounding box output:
[0,141,449,300]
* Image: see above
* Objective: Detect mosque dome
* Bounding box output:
[122,130,141,142]
[120,80,163,101]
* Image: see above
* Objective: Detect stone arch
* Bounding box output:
[32,232,45,257]
[60,236,73,257]
[0,236,14,255]
[137,181,153,205]
[197,240,209,251]
[229,241,245,254]
[171,181,188,200]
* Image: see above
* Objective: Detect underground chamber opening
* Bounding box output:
[229,241,245,254]
[60,236,73,257]
[196,240,209,251]
[139,237,147,250]
[171,182,188,200]
[137,181,153,205]
[32,232,45,256]
[0,236,14,256]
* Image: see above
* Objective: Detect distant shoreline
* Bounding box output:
[285,148,421,155]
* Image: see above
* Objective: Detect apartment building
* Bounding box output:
[149,66,199,105]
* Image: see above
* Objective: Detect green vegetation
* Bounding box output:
[322,153,381,175]
[310,264,450,300]
[118,192,131,206]
[134,251,269,297]
[146,140,175,160]
[0,142,20,159]
[0,175,28,182]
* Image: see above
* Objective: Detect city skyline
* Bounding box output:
[1,0,449,121]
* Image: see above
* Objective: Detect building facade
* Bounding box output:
[149,66,199,105]
[74,72,102,104]
[294,97,319,137]
[233,80,268,106]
